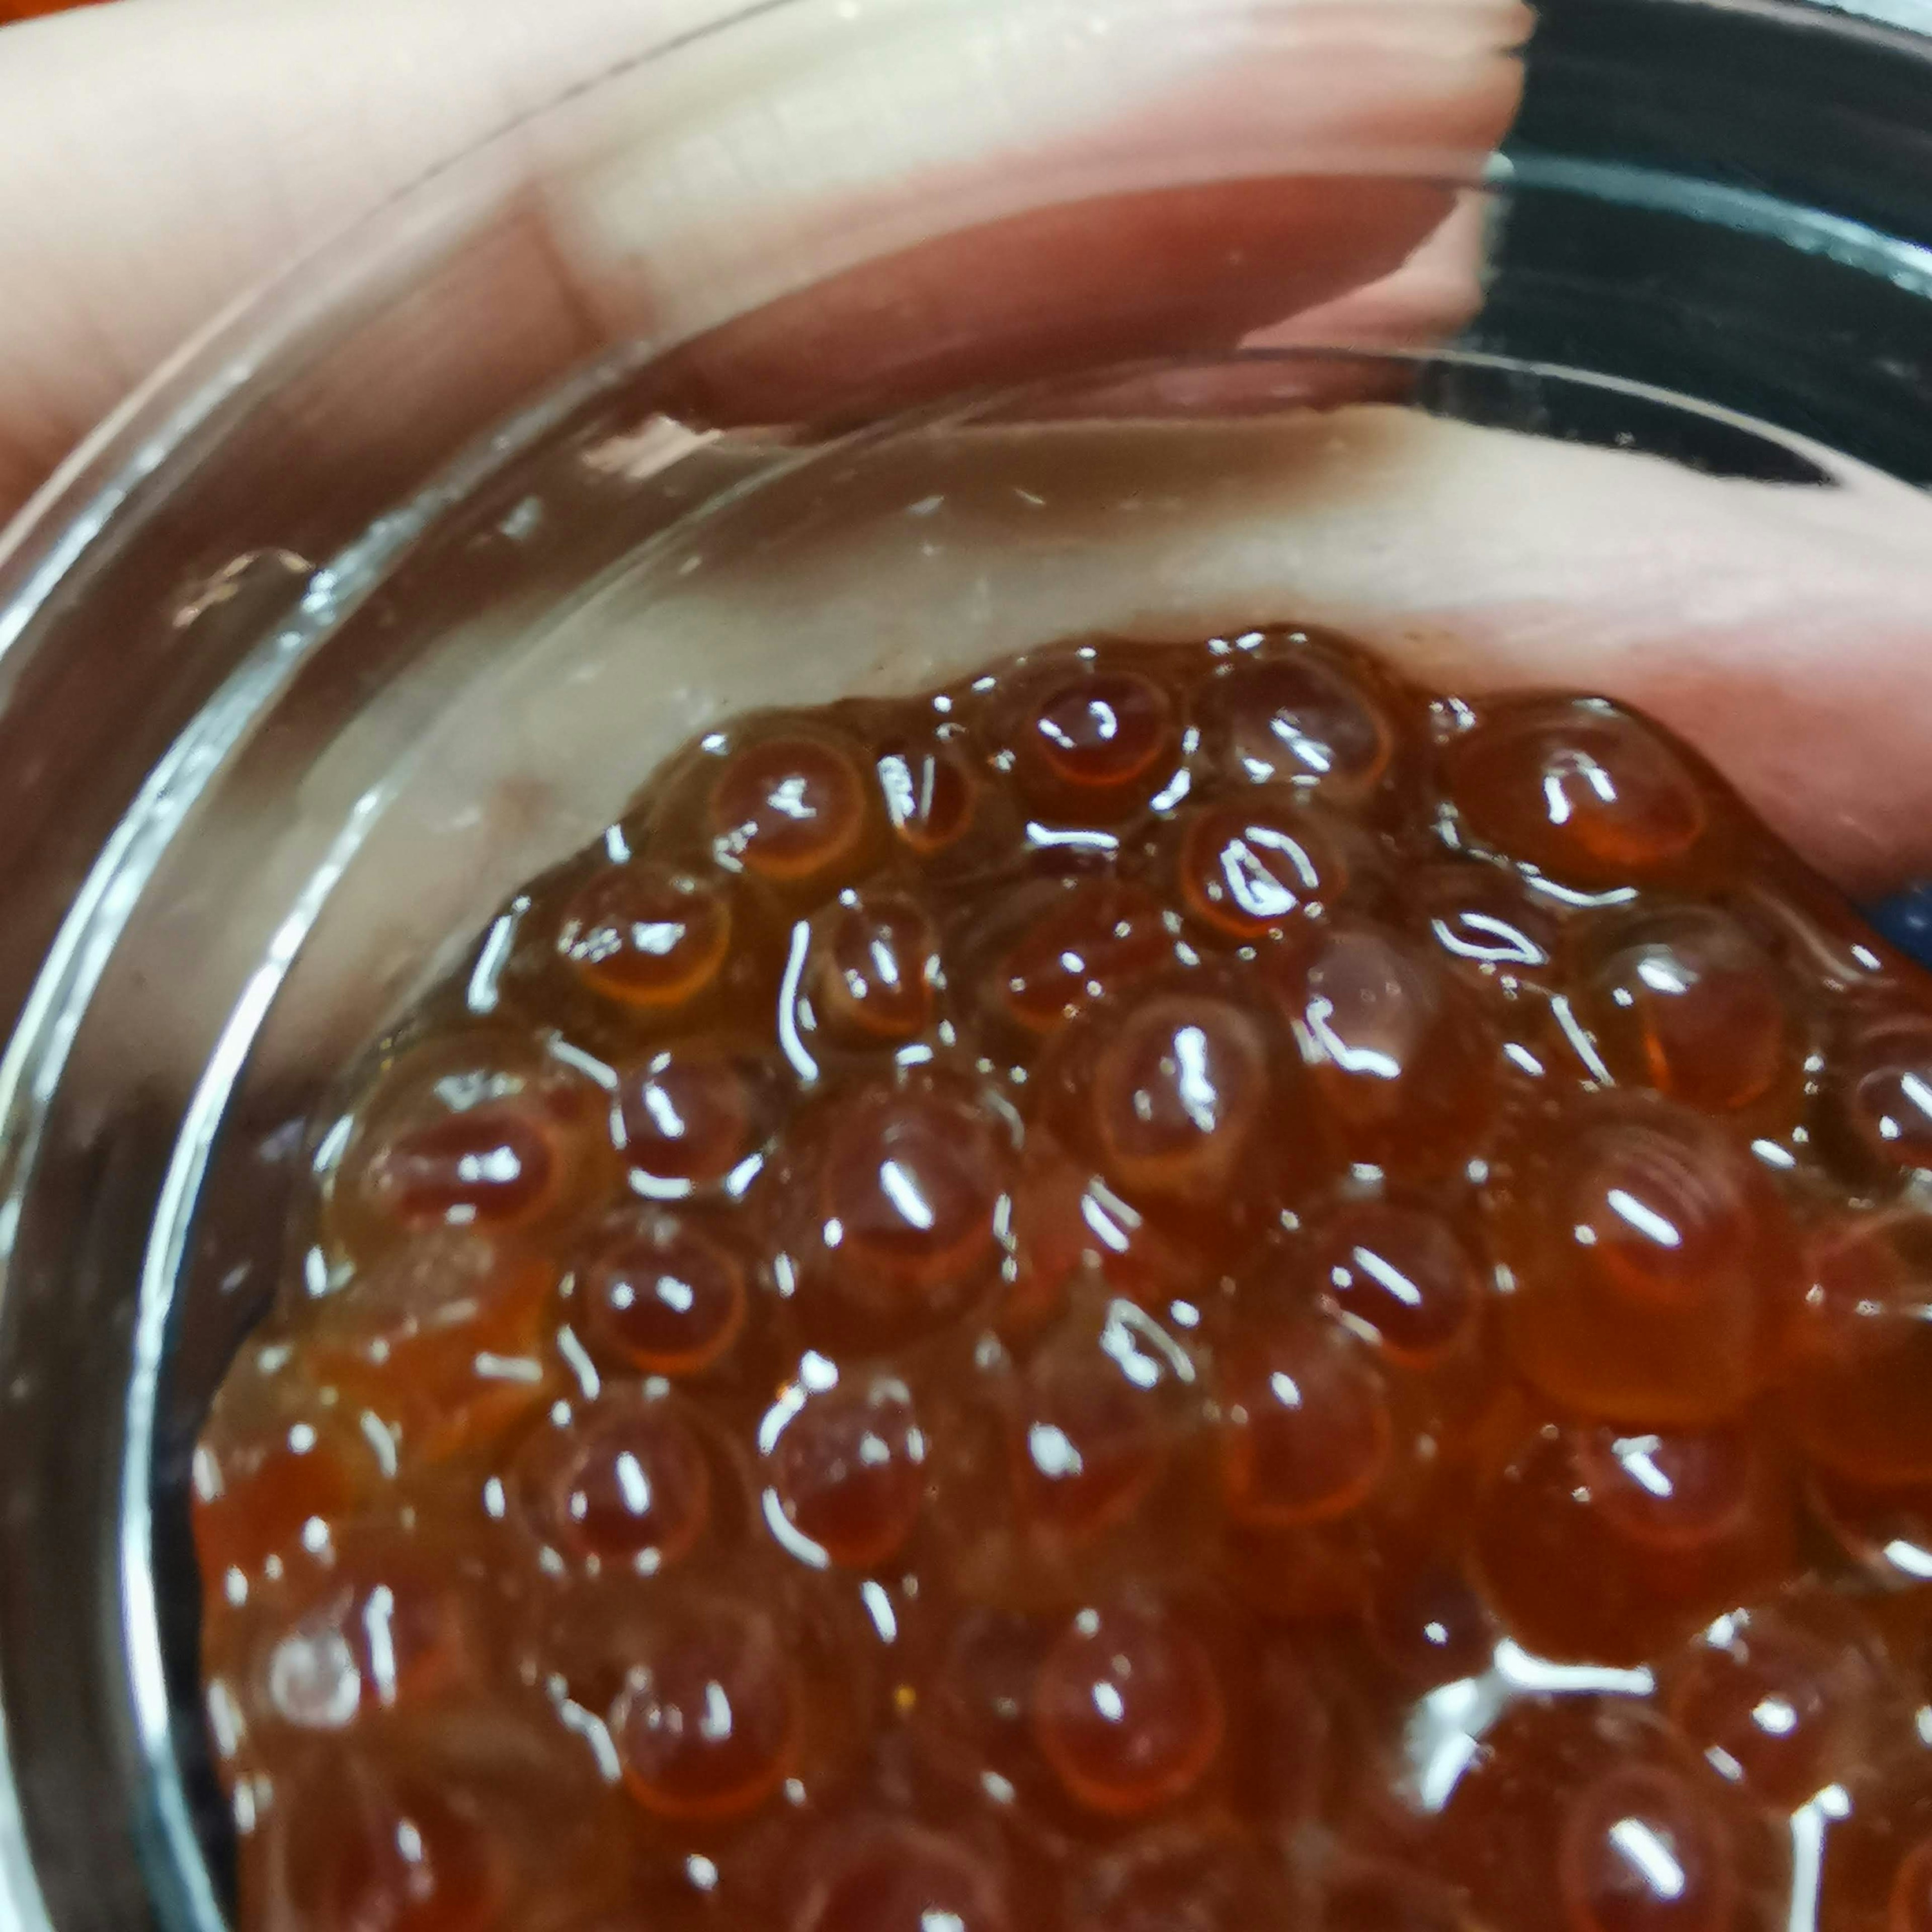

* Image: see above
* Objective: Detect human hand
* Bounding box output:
[0,0,1520,522]
[4,0,1930,902]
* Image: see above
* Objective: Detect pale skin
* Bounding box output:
[3,0,1931,902]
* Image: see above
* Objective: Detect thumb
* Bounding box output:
[0,0,1527,526]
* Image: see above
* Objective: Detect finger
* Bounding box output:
[0,0,731,515]
[81,399,1932,1109]
[0,0,1527,524]
[384,405,1932,925]
[3,0,1532,1111]
[1247,191,1496,352]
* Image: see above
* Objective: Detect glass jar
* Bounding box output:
[2,1,1930,1927]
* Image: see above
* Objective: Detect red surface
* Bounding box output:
[0,0,108,19]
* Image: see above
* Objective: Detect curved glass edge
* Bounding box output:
[0,0,1925,1926]
[93,343,1927,1932]
[107,339,690,1932]
[0,15,823,1931]
[0,0,809,648]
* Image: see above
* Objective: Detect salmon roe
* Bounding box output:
[198,627,1932,1932]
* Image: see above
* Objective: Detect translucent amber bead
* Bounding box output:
[765,1371,927,1569]
[1436,1700,1746,1932]
[1825,1010,1932,1182]
[1201,645,1396,802]
[1735,869,1909,999]
[808,892,940,1046]
[557,862,733,1010]
[513,1398,711,1571]
[1268,922,1497,1180]
[1807,1465,1932,1586]
[794,1822,1012,1932]
[1558,1763,1737,1932]
[1176,793,1349,939]
[1445,698,1715,889]
[193,1393,383,1590]
[1220,1310,1392,1528]
[332,1035,610,1259]
[1313,1200,1484,1370]
[1664,1594,1878,1807]
[1576,907,1801,1114]
[804,1079,1011,1340]
[255,1524,482,1728]
[709,732,873,882]
[268,1753,505,1932]
[1364,1563,1498,1687]
[614,1042,774,1193]
[997,880,1175,1036]
[610,1597,799,1821]
[1495,1096,1794,1427]
[580,1210,747,1377]
[307,1233,557,1460]
[1090,993,1271,1205]
[359,1109,560,1230]
[1003,1154,1210,1341]
[1472,1417,1793,1664]
[1033,1601,1224,1816]
[917,1607,1051,1798]
[1012,1301,1192,1547]
[1788,1211,1932,1486]
[1012,663,1178,820]
[877,737,984,857]
[1412,861,1558,996]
